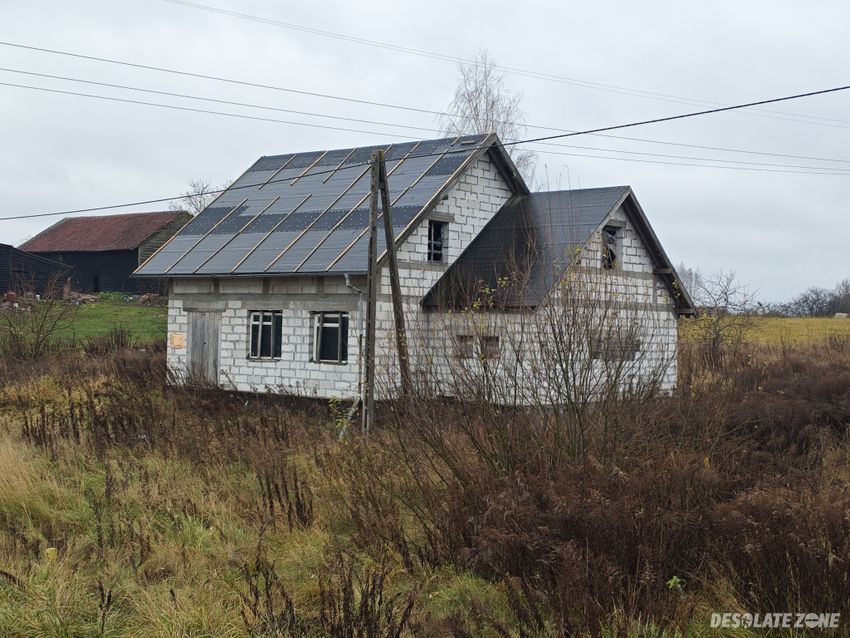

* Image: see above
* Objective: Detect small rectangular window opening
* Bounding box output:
[454,334,474,359]
[602,225,619,270]
[479,336,500,360]
[593,330,640,361]
[428,220,446,262]
[314,312,349,364]
[455,334,500,360]
[249,310,283,359]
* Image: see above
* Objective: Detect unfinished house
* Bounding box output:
[134,134,694,401]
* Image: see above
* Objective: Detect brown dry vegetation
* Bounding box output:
[0,332,849,636]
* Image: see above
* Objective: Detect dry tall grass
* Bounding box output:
[0,333,849,636]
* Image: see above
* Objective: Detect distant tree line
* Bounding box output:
[762,278,850,317]
[677,263,850,317]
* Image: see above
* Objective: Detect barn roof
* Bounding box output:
[20,211,186,253]
[135,134,526,277]
[422,187,696,316]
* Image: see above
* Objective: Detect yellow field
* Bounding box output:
[749,316,850,344]
[681,315,850,346]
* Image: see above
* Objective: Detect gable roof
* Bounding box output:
[135,134,527,278]
[422,187,696,316]
[20,211,186,253]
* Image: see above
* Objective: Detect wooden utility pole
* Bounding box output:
[362,150,380,435]
[377,151,412,395]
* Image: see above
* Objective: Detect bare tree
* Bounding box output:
[676,261,702,297]
[0,276,77,362]
[689,270,757,369]
[169,179,226,216]
[439,47,537,184]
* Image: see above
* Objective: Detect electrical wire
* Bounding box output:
[6,39,850,168]
[3,80,850,222]
[0,81,423,139]
[3,67,850,173]
[162,0,850,128]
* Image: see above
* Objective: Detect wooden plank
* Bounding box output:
[188,311,219,385]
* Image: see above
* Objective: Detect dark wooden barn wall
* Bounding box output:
[33,250,141,293]
[0,244,69,295]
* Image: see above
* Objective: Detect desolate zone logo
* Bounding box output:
[711,613,840,629]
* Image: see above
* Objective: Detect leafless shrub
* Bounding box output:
[256,462,314,532]
[237,532,303,637]
[0,277,76,362]
[317,553,416,638]
[686,269,757,371]
[237,538,416,638]
[383,246,674,468]
[84,326,136,356]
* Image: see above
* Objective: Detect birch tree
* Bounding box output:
[439,47,537,184]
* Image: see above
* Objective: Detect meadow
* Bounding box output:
[0,305,849,636]
[62,297,167,344]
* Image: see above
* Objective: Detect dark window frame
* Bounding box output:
[248,310,283,359]
[601,225,621,270]
[427,220,447,262]
[313,311,349,364]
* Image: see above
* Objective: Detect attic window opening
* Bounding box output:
[428,220,446,262]
[313,312,349,364]
[602,225,621,270]
[249,310,283,359]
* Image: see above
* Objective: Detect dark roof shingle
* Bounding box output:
[20,211,186,253]
[423,187,630,308]
[422,186,695,315]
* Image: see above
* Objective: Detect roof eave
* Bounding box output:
[619,191,697,317]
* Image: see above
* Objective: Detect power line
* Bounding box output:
[513,83,850,148]
[0,67,436,134]
[528,146,850,176]
[6,37,850,149]
[161,0,850,129]
[5,39,850,167]
[589,131,850,164]
[0,81,423,139]
[4,67,850,174]
[3,80,850,222]
[0,41,449,120]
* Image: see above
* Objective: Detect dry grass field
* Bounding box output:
[0,310,849,636]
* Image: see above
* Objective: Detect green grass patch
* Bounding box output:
[63,300,166,345]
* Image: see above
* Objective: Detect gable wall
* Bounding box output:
[416,203,680,399]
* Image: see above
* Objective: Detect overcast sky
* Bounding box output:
[2,0,849,301]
